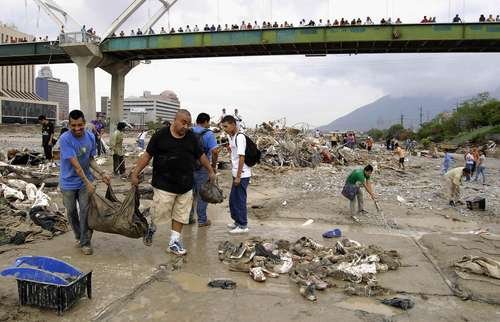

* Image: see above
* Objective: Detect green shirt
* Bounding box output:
[346,168,368,185]
[110,130,124,156]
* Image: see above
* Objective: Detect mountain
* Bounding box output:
[319,88,500,132]
[318,95,457,132]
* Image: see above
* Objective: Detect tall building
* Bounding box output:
[36,66,69,121]
[104,90,180,126]
[0,24,58,124]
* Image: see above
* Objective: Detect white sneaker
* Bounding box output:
[227,222,237,229]
[229,226,249,234]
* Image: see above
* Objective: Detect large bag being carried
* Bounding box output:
[200,180,224,204]
[88,185,148,238]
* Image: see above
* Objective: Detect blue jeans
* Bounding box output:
[474,166,485,183]
[62,187,92,247]
[189,169,209,224]
[229,177,250,228]
[465,163,474,181]
[137,139,145,149]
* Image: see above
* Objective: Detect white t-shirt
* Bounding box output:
[138,131,147,140]
[230,133,251,178]
[445,167,464,185]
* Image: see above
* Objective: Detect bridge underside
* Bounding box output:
[0,23,499,65]
[104,39,500,61]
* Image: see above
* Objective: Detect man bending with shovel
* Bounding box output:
[342,165,377,217]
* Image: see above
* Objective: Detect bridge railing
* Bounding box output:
[59,31,101,44]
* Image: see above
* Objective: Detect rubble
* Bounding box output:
[0,179,67,246]
[217,236,401,301]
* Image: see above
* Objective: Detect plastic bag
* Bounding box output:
[200,180,224,204]
[2,184,24,200]
[88,185,148,239]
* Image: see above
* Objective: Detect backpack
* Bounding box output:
[236,133,261,167]
[193,128,211,170]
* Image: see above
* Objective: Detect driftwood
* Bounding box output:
[0,162,58,186]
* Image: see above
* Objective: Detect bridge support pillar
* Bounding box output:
[101,61,138,132]
[59,43,103,120]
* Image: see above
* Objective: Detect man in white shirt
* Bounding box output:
[221,115,251,234]
[445,167,470,207]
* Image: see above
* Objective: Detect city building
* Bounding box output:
[0,24,58,124]
[36,66,69,121]
[104,90,180,127]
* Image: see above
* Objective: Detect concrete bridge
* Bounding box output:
[0,23,499,129]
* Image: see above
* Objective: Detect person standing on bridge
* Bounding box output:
[59,110,111,255]
[453,14,462,23]
[131,110,215,256]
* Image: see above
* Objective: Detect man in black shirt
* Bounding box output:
[38,115,55,166]
[131,110,215,256]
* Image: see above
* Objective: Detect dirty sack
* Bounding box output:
[88,185,148,238]
[200,180,224,204]
[454,255,500,280]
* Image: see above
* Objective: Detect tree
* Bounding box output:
[386,124,405,140]
[366,128,385,140]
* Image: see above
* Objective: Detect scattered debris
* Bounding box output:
[217,236,401,301]
[381,297,415,310]
[454,256,500,280]
[207,279,237,290]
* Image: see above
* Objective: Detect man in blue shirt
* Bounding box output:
[60,110,111,255]
[189,113,219,226]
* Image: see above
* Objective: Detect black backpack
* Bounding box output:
[193,128,211,170]
[236,133,261,167]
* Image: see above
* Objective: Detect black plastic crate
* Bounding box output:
[17,271,92,314]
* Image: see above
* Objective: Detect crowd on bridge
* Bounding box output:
[1,13,500,45]
[109,13,500,38]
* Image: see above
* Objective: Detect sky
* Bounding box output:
[2,0,500,127]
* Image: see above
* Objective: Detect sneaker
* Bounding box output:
[168,241,187,256]
[81,246,93,255]
[358,209,369,215]
[143,222,156,246]
[229,226,249,234]
[198,219,212,227]
[227,222,237,229]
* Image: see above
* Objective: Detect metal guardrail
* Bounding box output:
[59,32,101,44]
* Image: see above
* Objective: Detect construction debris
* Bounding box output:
[0,179,67,246]
[217,236,401,301]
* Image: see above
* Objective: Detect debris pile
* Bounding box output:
[0,179,67,246]
[218,236,401,301]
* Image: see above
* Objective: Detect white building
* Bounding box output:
[104,90,180,127]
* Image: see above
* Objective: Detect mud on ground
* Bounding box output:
[0,130,499,321]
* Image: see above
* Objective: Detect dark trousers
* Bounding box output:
[229,177,250,228]
[113,154,125,175]
[62,187,92,246]
[43,143,53,161]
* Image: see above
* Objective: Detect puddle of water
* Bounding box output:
[335,297,399,316]
[172,272,208,293]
